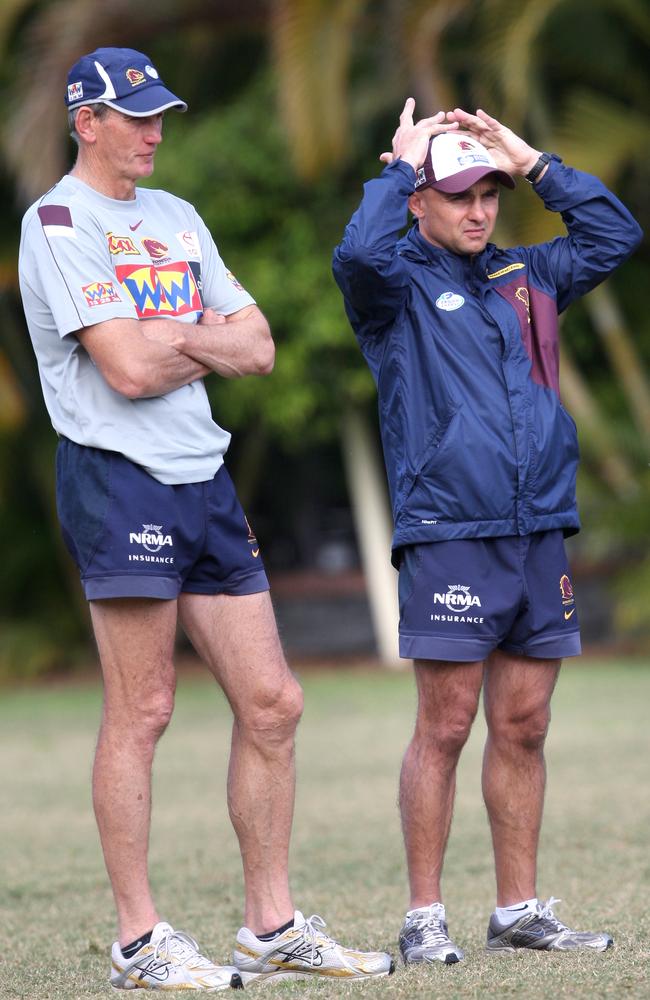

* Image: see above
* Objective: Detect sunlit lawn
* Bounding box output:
[1,658,649,998]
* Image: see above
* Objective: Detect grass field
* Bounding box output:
[1,658,649,999]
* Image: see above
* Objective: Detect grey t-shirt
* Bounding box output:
[18,174,255,484]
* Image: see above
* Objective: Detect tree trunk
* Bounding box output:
[340,405,403,668]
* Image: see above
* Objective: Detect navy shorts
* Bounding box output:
[398,532,581,662]
[56,438,269,601]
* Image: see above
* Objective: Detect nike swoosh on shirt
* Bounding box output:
[564,608,576,620]
[129,219,144,231]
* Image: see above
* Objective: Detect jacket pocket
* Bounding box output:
[528,402,580,515]
[395,404,459,511]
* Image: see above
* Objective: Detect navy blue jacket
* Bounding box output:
[332,157,642,560]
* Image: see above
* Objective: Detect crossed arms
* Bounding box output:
[77,303,274,399]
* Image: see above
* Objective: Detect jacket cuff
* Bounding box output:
[530,153,563,196]
[382,158,418,190]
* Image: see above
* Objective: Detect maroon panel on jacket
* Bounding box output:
[495,280,560,396]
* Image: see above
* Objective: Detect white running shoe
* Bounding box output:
[110,921,243,991]
[233,910,395,983]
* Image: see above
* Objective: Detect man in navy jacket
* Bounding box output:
[333,100,642,963]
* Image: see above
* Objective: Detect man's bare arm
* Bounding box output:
[77,318,211,399]
[141,304,275,379]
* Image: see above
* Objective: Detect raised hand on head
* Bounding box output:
[445,108,542,176]
[379,98,459,170]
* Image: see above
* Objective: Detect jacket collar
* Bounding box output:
[398,222,494,277]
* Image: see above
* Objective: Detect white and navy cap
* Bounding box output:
[66,47,187,116]
[415,132,515,193]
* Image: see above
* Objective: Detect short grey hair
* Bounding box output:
[68,101,111,145]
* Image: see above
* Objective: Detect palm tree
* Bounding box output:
[475,0,650,485]
[270,0,366,179]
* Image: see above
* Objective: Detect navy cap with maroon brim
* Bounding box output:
[66,47,187,116]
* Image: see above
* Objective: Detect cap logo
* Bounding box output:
[126,68,146,87]
[145,65,159,79]
[458,140,475,150]
[68,81,83,102]
[458,152,491,167]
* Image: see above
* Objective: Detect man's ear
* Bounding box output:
[74,106,100,144]
[408,191,425,219]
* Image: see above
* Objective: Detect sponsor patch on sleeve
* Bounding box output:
[226,270,245,291]
[37,204,76,239]
[82,281,122,306]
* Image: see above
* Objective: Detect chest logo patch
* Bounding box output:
[435,291,465,312]
[107,233,140,255]
[176,230,201,258]
[142,238,170,261]
[115,261,202,318]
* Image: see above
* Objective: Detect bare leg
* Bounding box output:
[482,650,560,905]
[90,598,178,945]
[178,591,302,935]
[399,660,484,908]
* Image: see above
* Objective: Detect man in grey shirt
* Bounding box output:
[19,46,393,991]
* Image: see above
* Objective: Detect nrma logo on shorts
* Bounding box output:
[128,523,175,563]
[431,584,484,624]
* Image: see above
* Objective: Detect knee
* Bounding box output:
[141,687,176,740]
[105,678,175,745]
[488,703,551,753]
[436,712,476,758]
[418,701,477,761]
[237,673,304,746]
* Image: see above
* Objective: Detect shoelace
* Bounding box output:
[408,905,450,947]
[535,897,568,932]
[298,914,338,965]
[154,929,207,969]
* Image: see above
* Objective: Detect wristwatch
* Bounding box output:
[525,152,552,184]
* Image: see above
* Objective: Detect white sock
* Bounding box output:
[406,901,445,919]
[494,898,538,926]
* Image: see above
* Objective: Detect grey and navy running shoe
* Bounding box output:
[486,897,613,953]
[399,902,464,965]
